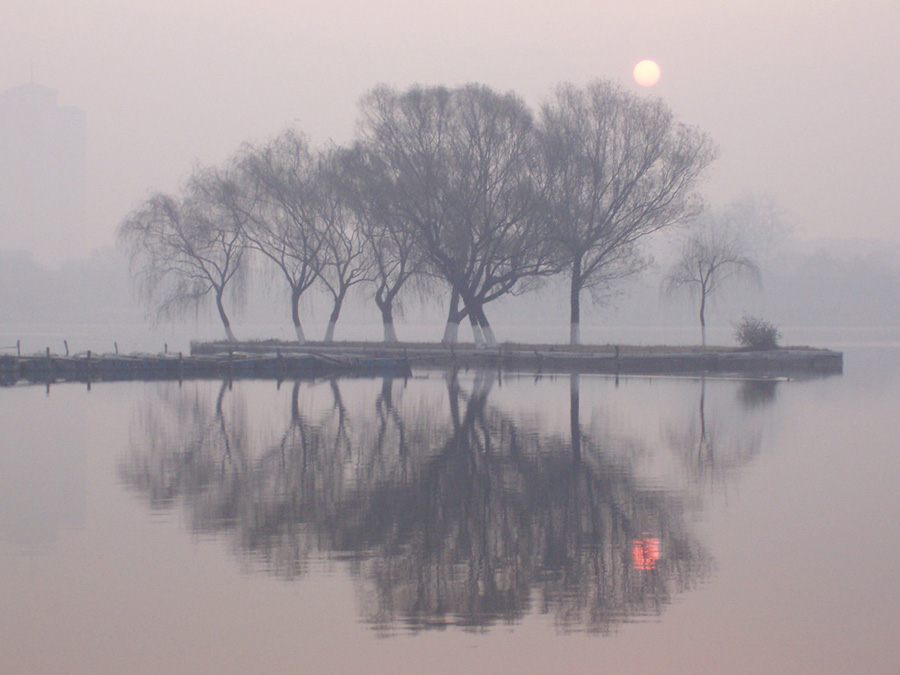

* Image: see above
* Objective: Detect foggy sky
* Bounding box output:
[2,0,898,265]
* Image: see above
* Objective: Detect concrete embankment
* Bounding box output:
[0,349,412,386]
[193,341,844,377]
[1,341,842,386]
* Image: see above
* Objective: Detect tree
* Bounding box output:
[538,81,717,345]
[355,85,458,341]
[314,146,374,342]
[356,83,557,347]
[118,167,248,342]
[235,130,325,344]
[663,208,762,346]
[342,143,428,343]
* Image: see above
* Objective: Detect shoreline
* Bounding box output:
[0,340,843,386]
[191,339,843,377]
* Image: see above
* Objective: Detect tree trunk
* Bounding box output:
[469,311,485,349]
[442,321,460,344]
[324,291,346,343]
[382,316,398,343]
[377,296,399,343]
[570,259,582,346]
[290,286,306,344]
[476,306,498,348]
[324,320,337,343]
[215,290,237,343]
[224,324,237,343]
[699,291,707,347]
[482,323,498,348]
[442,287,464,345]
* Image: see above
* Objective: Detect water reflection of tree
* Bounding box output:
[666,377,772,488]
[120,373,712,633]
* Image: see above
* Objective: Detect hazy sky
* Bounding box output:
[2,0,898,265]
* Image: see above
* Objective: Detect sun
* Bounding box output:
[633,60,661,87]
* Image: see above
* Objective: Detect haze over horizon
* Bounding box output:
[1,0,898,267]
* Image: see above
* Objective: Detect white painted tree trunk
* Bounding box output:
[482,324,498,348]
[570,322,580,346]
[442,321,460,344]
[471,321,486,349]
[324,321,336,343]
[383,321,398,343]
[294,323,307,344]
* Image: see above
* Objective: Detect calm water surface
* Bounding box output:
[2,347,899,673]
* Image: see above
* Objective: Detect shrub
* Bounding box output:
[733,315,780,350]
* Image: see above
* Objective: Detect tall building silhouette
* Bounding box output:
[0,82,86,265]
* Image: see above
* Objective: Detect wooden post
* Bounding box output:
[16,339,20,357]
[64,340,69,356]
[114,342,119,355]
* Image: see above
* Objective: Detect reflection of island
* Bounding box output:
[120,372,715,633]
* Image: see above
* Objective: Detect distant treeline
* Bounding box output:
[117,80,716,346]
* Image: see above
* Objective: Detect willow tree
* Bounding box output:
[313,146,374,342]
[357,83,556,347]
[539,80,717,345]
[342,143,428,343]
[118,167,248,342]
[664,208,762,346]
[235,130,325,344]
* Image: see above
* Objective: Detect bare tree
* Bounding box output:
[118,167,248,342]
[341,144,428,343]
[539,81,717,345]
[444,84,558,347]
[356,83,556,347]
[663,207,762,346]
[235,130,325,344]
[315,146,374,342]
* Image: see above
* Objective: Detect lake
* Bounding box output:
[2,343,899,673]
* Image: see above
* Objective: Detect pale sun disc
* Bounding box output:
[633,60,661,87]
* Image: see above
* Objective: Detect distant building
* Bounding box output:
[0,82,86,265]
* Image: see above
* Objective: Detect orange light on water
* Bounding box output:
[633,538,660,570]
